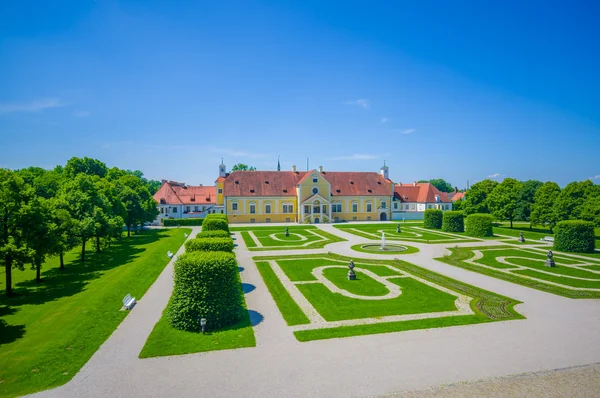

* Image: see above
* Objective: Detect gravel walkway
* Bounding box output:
[29,224,600,398]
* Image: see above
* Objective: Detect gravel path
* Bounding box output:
[29,224,600,398]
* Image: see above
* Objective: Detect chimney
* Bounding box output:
[454,186,458,193]
[319,165,323,173]
[199,184,203,187]
[399,182,402,186]
[292,165,297,172]
[413,181,417,186]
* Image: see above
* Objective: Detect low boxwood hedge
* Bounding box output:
[196,230,231,239]
[442,211,464,233]
[554,220,595,253]
[163,218,204,226]
[185,237,234,253]
[202,217,230,233]
[205,213,228,220]
[168,251,243,331]
[424,209,443,229]
[465,214,494,237]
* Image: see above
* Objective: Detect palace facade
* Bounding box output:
[153,160,458,224]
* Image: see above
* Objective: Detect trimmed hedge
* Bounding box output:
[202,217,230,233]
[554,220,595,253]
[205,213,228,220]
[442,211,464,233]
[423,209,443,229]
[465,214,494,237]
[196,230,231,239]
[163,218,204,226]
[168,251,243,331]
[185,237,234,253]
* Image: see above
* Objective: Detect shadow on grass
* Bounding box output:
[248,309,264,326]
[0,230,169,308]
[0,306,25,346]
[242,283,255,294]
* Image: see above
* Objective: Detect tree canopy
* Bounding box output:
[462,179,499,215]
[418,178,454,193]
[231,163,256,171]
[530,181,561,231]
[488,178,523,228]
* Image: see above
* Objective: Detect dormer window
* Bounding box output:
[264,181,269,184]
[336,189,341,193]
[312,176,318,183]
[160,198,166,204]
[367,189,372,193]
[283,189,288,193]
[250,189,255,193]
[235,180,239,184]
[350,180,354,184]
[377,181,382,185]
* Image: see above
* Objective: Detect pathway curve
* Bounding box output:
[30,223,600,398]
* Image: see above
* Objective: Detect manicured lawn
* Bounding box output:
[232,225,345,250]
[253,253,524,341]
[0,228,191,398]
[334,223,478,244]
[350,243,419,255]
[494,223,600,249]
[139,290,255,358]
[438,246,600,299]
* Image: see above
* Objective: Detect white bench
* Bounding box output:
[122,294,136,310]
[540,236,555,243]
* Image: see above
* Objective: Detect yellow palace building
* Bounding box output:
[216,160,393,223]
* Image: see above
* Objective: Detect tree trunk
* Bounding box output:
[81,239,86,262]
[510,218,513,228]
[96,236,101,253]
[36,259,41,284]
[59,252,65,270]
[127,225,131,238]
[5,255,12,297]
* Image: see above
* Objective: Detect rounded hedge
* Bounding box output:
[196,230,231,239]
[168,251,243,331]
[185,237,234,253]
[423,209,443,229]
[202,217,230,233]
[442,211,464,233]
[163,218,203,226]
[205,213,228,220]
[554,220,595,253]
[465,214,494,237]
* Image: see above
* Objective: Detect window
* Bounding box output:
[232,202,238,211]
[352,203,358,212]
[367,216,371,221]
[160,208,164,214]
[366,202,372,212]
[332,203,342,212]
[173,207,177,213]
[266,218,271,223]
[312,177,318,183]
[194,206,198,212]
[410,204,416,211]
[394,202,398,210]
[304,205,311,214]
[334,217,339,222]
[186,206,190,212]
[218,189,223,194]
[265,204,271,214]
[312,187,319,195]
[381,201,386,209]
[250,218,255,223]
[322,205,328,213]
[282,204,293,213]
[313,205,320,213]
[220,210,223,213]
[286,218,291,222]
[352,216,357,221]
[250,204,256,214]
[160,199,166,204]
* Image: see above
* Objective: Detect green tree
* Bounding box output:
[116,175,157,237]
[452,199,464,211]
[16,167,63,199]
[0,169,36,296]
[488,178,523,228]
[462,179,499,215]
[52,203,78,270]
[514,180,543,221]
[23,197,60,283]
[418,178,454,193]
[530,182,561,232]
[64,157,108,178]
[553,180,596,221]
[231,163,256,171]
[580,186,600,227]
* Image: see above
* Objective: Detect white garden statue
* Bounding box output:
[381,232,386,250]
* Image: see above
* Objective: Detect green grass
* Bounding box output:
[350,243,419,255]
[139,272,256,358]
[233,225,345,250]
[438,246,600,299]
[253,253,524,341]
[334,223,478,244]
[255,261,310,326]
[0,228,191,398]
[494,223,600,249]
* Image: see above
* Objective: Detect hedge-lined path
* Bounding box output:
[30,224,600,398]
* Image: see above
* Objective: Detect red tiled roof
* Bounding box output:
[223,171,308,197]
[450,191,465,201]
[153,182,216,205]
[215,176,227,182]
[394,183,451,203]
[322,172,391,196]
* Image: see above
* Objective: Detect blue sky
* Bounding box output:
[1,0,598,187]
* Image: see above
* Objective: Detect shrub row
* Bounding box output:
[168,251,243,331]
[554,220,595,253]
[442,211,464,233]
[163,218,204,226]
[205,213,228,221]
[424,209,443,229]
[185,237,234,253]
[465,214,494,237]
[202,217,230,233]
[196,230,231,239]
